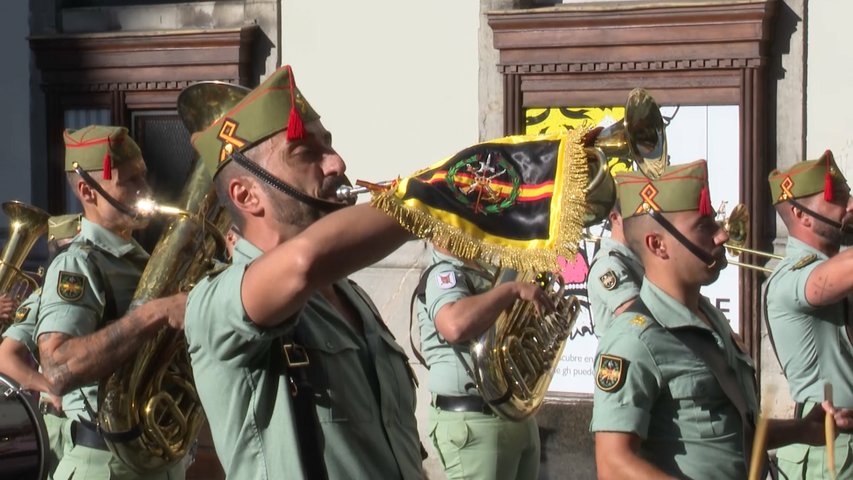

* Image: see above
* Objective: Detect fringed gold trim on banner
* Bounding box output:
[371,128,590,272]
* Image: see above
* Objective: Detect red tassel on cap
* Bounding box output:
[285,65,306,142]
[824,150,834,202]
[102,150,112,180]
[699,185,713,216]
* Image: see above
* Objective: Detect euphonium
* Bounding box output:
[470,269,580,421]
[0,201,49,332]
[97,82,250,473]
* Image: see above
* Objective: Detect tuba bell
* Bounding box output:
[0,201,50,332]
[96,82,250,473]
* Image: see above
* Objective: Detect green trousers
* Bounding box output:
[43,413,70,479]
[428,405,540,480]
[51,423,187,480]
[777,401,853,480]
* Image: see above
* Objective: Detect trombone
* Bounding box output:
[720,203,782,274]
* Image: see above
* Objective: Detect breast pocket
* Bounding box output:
[667,371,734,439]
[300,335,374,424]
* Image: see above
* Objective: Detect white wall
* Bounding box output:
[280,0,480,186]
[806,1,853,173]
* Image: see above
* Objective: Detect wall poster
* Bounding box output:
[526,104,742,394]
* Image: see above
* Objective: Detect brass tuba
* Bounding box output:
[97,82,250,473]
[0,201,50,332]
[469,88,668,421]
[470,269,580,421]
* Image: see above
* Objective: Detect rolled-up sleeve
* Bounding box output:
[590,323,661,437]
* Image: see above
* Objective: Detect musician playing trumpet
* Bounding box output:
[764,151,853,479]
[591,160,853,479]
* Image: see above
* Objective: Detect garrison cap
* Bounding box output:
[47,214,81,242]
[768,150,849,204]
[615,159,714,218]
[63,125,142,180]
[191,65,320,177]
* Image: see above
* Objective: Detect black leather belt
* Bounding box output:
[433,395,493,415]
[71,420,109,451]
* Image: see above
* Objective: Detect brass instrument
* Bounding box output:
[471,270,580,420]
[582,88,668,225]
[0,201,49,331]
[467,89,667,420]
[720,203,782,274]
[338,89,668,421]
[97,81,250,473]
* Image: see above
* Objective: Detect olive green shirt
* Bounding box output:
[34,218,148,421]
[416,250,495,396]
[3,289,42,354]
[185,239,421,480]
[765,236,853,408]
[587,238,644,337]
[591,280,758,479]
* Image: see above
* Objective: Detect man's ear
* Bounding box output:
[645,232,668,260]
[790,203,812,227]
[76,179,96,205]
[229,177,263,216]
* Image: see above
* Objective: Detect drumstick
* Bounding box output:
[748,385,777,480]
[826,382,837,480]
[748,414,769,480]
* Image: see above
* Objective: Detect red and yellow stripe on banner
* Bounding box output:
[417,171,554,202]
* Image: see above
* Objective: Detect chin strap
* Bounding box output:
[647,208,718,267]
[789,199,849,231]
[73,163,137,217]
[229,150,346,213]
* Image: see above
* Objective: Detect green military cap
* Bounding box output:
[191,65,320,176]
[47,214,81,242]
[768,150,849,205]
[63,125,142,180]
[615,159,714,218]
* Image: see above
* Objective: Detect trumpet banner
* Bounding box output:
[371,128,590,272]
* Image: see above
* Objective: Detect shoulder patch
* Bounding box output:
[57,271,86,302]
[435,271,457,289]
[13,306,30,323]
[792,253,818,271]
[599,270,618,290]
[596,354,627,392]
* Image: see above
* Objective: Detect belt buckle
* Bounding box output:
[283,342,310,367]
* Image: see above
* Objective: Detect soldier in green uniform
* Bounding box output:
[415,246,548,480]
[591,160,852,479]
[34,126,188,480]
[0,213,80,478]
[184,65,421,480]
[588,198,644,338]
[765,150,853,479]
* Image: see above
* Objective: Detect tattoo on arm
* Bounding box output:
[37,309,155,394]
